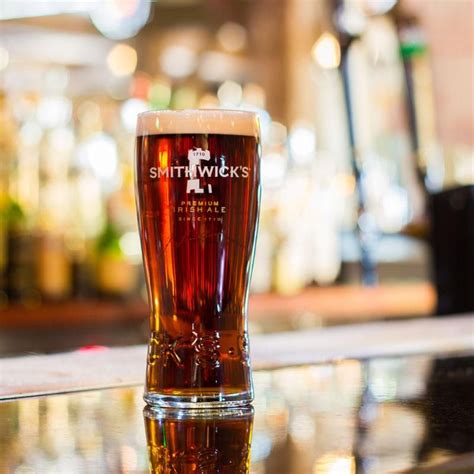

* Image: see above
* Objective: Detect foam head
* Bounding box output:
[136,109,260,137]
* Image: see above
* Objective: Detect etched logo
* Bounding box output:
[186,148,212,194]
[148,331,223,369]
[238,331,250,367]
[171,447,218,473]
[149,147,250,195]
[193,332,221,368]
[148,332,185,368]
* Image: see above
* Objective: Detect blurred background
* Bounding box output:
[0,0,472,355]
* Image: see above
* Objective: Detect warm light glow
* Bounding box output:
[217,22,247,53]
[44,67,69,93]
[120,98,148,132]
[130,72,151,99]
[313,454,355,474]
[217,80,242,107]
[0,46,10,71]
[36,97,72,129]
[113,0,139,18]
[158,150,169,169]
[20,122,43,146]
[49,127,75,152]
[335,173,356,195]
[268,121,288,146]
[242,83,266,109]
[360,0,397,15]
[0,1,86,20]
[261,152,287,189]
[148,80,171,109]
[198,93,220,109]
[289,124,316,164]
[172,87,197,109]
[311,33,341,69]
[78,133,118,181]
[107,43,137,77]
[198,51,237,82]
[160,45,197,78]
[89,0,150,40]
[119,231,141,260]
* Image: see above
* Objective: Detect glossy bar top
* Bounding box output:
[1,350,473,473]
[2,315,473,400]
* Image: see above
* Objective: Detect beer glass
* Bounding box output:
[144,406,254,472]
[135,110,261,407]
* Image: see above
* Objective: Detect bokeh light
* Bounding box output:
[171,87,197,109]
[20,121,43,147]
[261,152,288,189]
[160,45,197,78]
[49,127,75,153]
[198,93,219,109]
[148,80,171,110]
[78,133,118,181]
[36,96,72,129]
[217,22,248,53]
[242,83,266,109]
[360,0,398,15]
[107,44,138,77]
[217,80,243,107]
[120,98,148,132]
[119,231,141,261]
[0,46,10,71]
[89,0,151,40]
[289,123,317,164]
[311,33,341,69]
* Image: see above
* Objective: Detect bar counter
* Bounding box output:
[1,315,473,473]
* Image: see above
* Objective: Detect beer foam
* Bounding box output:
[136,109,259,137]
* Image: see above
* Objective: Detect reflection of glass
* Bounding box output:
[143,406,254,473]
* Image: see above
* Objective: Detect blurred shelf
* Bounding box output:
[0,282,436,330]
[249,282,436,322]
[0,298,148,329]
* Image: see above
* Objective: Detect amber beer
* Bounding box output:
[135,110,261,407]
[144,406,254,473]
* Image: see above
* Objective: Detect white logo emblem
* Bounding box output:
[186,148,212,194]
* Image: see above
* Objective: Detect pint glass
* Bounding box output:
[135,110,261,407]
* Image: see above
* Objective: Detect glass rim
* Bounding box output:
[137,108,257,118]
[136,108,260,137]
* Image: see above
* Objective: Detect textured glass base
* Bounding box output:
[144,404,254,420]
[143,390,253,409]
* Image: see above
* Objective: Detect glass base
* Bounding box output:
[143,390,253,409]
[144,404,254,420]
